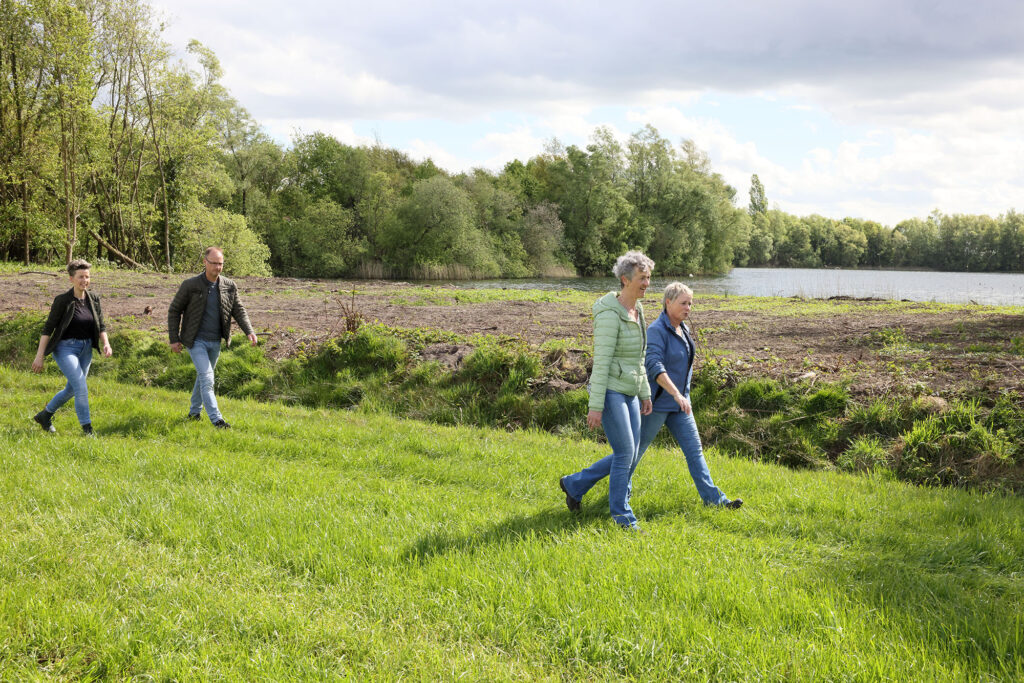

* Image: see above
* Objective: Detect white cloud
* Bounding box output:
[150,0,1024,221]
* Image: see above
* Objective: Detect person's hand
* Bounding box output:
[102,343,112,358]
[31,355,44,373]
[640,399,653,416]
[247,333,258,346]
[170,342,183,353]
[674,394,692,414]
[587,409,602,429]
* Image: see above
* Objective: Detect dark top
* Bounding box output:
[63,297,96,340]
[644,310,697,412]
[196,277,222,341]
[41,289,106,356]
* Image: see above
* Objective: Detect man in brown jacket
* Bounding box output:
[168,247,257,428]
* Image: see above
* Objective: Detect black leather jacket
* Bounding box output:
[41,289,106,356]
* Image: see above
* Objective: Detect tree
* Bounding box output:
[749,173,767,217]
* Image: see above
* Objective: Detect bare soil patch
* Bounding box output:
[4,270,1022,398]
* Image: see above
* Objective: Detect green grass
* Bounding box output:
[2,365,1023,680]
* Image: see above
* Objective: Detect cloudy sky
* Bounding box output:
[152,0,1024,225]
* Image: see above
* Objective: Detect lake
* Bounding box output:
[451,268,1024,306]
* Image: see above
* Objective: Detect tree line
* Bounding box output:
[2,0,1021,278]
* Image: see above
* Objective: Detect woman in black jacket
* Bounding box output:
[31,260,112,435]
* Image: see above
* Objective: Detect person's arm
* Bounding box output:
[167,281,188,352]
[587,309,619,427]
[31,335,49,372]
[92,295,112,357]
[34,297,64,372]
[99,331,112,357]
[229,284,257,345]
[654,371,691,414]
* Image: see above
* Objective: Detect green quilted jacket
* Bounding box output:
[587,292,651,412]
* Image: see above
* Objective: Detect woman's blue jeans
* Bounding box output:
[562,390,642,528]
[188,339,223,423]
[46,338,93,425]
[633,410,728,506]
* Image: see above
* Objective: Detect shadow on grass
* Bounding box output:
[400,500,621,565]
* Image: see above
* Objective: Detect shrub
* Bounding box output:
[734,378,790,413]
[838,436,890,472]
[801,385,848,419]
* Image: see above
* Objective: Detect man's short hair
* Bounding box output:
[203,246,223,260]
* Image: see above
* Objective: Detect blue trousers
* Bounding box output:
[188,339,223,423]
[633,410,729,505]
[46,338,93,425]
[562,390,642,528]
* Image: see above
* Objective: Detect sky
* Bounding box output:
[151,0,1024,225]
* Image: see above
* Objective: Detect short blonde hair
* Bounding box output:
[612,250,654,284]
[663,281,693,306]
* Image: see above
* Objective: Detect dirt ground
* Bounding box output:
[5,270,1023,398]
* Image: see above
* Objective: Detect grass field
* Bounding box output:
[2,365,1023,680]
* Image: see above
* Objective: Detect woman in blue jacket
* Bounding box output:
[631,282,742,508]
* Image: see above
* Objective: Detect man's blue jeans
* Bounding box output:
[634,410,729,506]
[188,339,223,423]
[46,338,93,425]
[562,390,642,528]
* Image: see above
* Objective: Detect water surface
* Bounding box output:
[450,268,1024,306]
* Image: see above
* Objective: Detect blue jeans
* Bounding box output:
[562,390,642,528]
[188,339,223,423]
[46,338,93,425]
[634,410,729,506]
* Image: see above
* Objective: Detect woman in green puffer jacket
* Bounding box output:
[559,251,654,531]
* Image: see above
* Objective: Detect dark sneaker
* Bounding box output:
[213,419,231,429]
[725,498,743,510]
[81,423,94,437]
[559,476,581,512]
[33,410,56,433]
[187,413,201,421]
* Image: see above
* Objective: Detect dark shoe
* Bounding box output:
[559,476,581,512]
[621,524,647,535]
[81,423,94,437]
[725,498,743,510]
[33,409,56,433]
[187,413,201,421]
[213,419,231,429]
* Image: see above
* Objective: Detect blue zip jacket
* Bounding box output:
[645,310,696,412]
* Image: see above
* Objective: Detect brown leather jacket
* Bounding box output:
[167,273,254,348]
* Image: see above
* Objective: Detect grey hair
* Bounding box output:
[67,259,91,277]
[663,281,693,306]
[612,250,654,283]
[204,246,224,260]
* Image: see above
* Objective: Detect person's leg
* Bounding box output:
[561,391,630,505]
[188,340,223,423]
[605,392,642,528]
[45,341,78,414]
[663,411,729,505]
[627,411,669,500]
[46,340,92,425]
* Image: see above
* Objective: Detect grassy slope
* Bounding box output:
[1,365,1022,680]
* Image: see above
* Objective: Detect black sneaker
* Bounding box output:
[725,498,744,510]
[187,413,201,421]
[559,476,581,512]
[81,423,94,437]
[213,419,231,429]
[33,410,56,433]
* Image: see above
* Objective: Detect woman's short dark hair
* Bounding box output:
[67,259,91,277]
